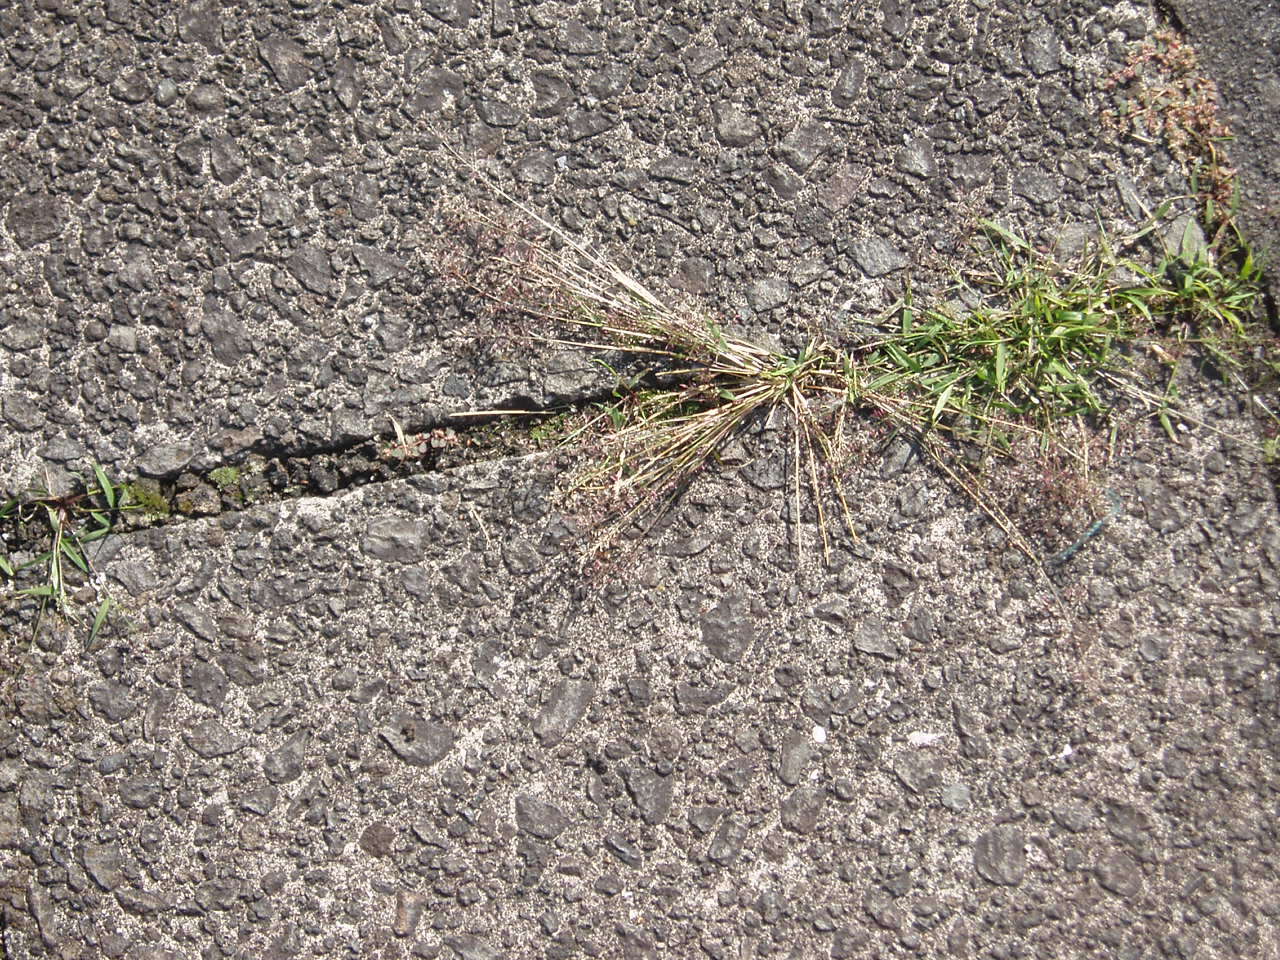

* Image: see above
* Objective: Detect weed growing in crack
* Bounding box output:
[1,465,133,646]
[1102,28,1238,232]
[440,168,1272,576]
[378,417,461,465]
[1098,27,1279,475]
[863,220,1151,451]
[444,200,864,559]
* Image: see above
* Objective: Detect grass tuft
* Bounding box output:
[440,163,1273,575]
[1,465,133,646]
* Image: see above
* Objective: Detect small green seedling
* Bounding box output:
[0,464,133,645]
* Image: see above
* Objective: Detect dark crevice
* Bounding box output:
[213,394,553,480]
[1261,282,1280,332]
[115,391,618,531]
[0,391,626,572]
[1150,0,1186,33]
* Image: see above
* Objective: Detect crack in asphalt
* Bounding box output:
[129,403,581,524]
[0,393,612,565]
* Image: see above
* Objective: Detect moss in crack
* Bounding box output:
[208,466,242,491]
[204,465,251,509]
[122,480,170,520]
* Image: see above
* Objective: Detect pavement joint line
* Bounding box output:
[0,397,612,547]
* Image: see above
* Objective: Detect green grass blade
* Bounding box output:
[93,464,116,510]
[980,220,1032,252]
[60,538,89,574]
[88,597,114,648]
[79,524,109,543]
[931,383,955,423]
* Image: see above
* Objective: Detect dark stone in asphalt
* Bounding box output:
[746,277,792,313]
[0,798,20,849]
[515,795,570,839]
[779,121,832,174]
[287,244,333,295]
[362,518,425,563]
[780,786,826,834]
[186,84,224,114]
[259,36,311,91]
[333,57,362,111]
[777,730,814,787]
[853,618,900,659]
[1023,25,1063,75]
[82,844,125,891]
[896,137,937,179]
[830,59,866,108]
[708,816,748,866]
[136,444,194,477]
[177,0,222,52]
[118,778,163,810]
[184,720,241,759]
[848,237,908,278]
[974,826,1027,886]
[532,679,594,747]
[263,731,308,784]
[1012,168,1061,204]
[713,102,760,147]
[88,682,137,723]
[1096,850,1143,900]
[359,822,396,857]
[622,765,674,825]
[209,135,246,185]
[1052,800,1094,833]
[513,150,557,186]
[893,751,942,794]
[700,594,756,663]
[6,194,64,249]
[182,659,228,708]
[115,888,167,916]
[444,934,503,960]
[352,245,407,289]
[381,714,455,767]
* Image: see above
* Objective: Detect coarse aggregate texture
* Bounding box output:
[2,396,1279,959]
[2,1,1280,959]
[0,0,1202,491]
